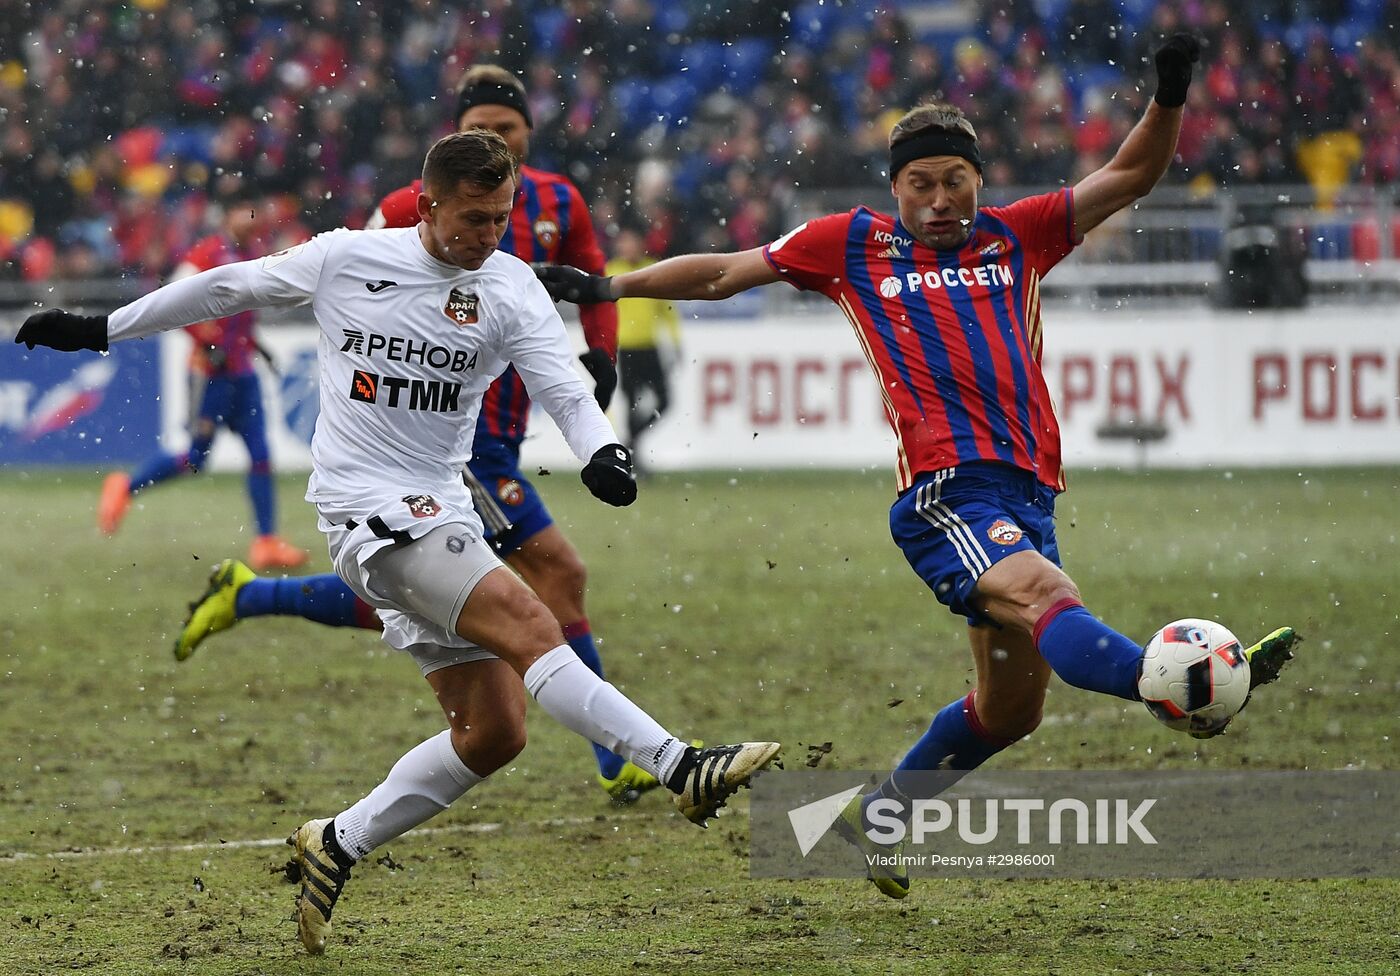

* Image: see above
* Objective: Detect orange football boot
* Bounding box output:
[248,534,310,571]
[97,473,132,535]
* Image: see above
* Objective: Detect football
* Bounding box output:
[1138,618,1251,736]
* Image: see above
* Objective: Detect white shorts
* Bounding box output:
[319,491,505,675]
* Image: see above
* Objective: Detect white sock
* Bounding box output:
[334,729,482,861]
[524,645,688,784]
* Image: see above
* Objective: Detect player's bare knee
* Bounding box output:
[519,600,565,651]
[1014,573,1080,630]
[488,601,567,670]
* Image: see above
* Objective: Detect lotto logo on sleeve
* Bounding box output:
[444,288,480,326]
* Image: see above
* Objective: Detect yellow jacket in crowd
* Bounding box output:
[606,257,680,351]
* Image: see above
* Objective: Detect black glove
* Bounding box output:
[14,308,109,352]
[1153,33,1202,108]
[534,263,614,304]
[579,347,617,411]
[581,443,637,507]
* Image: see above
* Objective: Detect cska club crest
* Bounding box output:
[533,219,558,248]
[496,478,525,506]
[987,519,1023,546]
[444,288,479,326]
[403,494,441,518]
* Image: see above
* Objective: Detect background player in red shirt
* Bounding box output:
[97,187,309,571]
[170,66,652,804]
[536,36,1301,896]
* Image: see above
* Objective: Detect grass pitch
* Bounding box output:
[0,465,1396,975]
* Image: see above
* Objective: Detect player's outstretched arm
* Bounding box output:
[509,274,637,506]
[15,254,319,353]
[1072,33,1201,237]
[536,247,781,304]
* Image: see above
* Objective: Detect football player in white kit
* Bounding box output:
[15,130,782,956]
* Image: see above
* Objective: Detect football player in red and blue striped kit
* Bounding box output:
[535,35,1300,896]
[97,188,309,572]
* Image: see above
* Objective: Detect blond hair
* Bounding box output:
[455,64,525,97]
[889,102,978,149]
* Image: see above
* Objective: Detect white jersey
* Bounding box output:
[107,226,615,519]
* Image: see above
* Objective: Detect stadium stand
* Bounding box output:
[0,0,1396,292]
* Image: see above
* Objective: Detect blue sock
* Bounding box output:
[564,622,626,779]
[235,575,361,627]
[861,691,1011,825]
[897,692,1011,772]
[1034,601,1143,701]
[128,452,187,493]
[248,464,275,536]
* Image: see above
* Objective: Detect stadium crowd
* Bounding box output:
[0,0,1396,281]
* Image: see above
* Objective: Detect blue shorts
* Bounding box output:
[196,372,265,437]
[190,372,269,468]
[890,463,1062,626]
[464,440,553,557]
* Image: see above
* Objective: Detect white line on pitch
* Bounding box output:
[0,812,653,864]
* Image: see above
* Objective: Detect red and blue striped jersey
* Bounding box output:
[180,234,257,377]
[763,190,1078,492]
[373,165,616,451]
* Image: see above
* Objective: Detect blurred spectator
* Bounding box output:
[1,0,1396,282]
[606,225,680,474]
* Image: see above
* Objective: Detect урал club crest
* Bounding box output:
[444,288,479,326]
[403,494,441,518]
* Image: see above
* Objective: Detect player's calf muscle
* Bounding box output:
[974,698,1044,741]
[452,720,525,774]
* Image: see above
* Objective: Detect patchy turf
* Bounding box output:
[1,467,1396,974]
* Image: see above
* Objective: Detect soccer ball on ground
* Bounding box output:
[1137,618,1251,736]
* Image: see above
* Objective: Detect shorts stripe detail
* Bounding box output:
[919,489,988,576]
[915,469,991,576]
[462,467,512,535]
[915,479,980,571]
